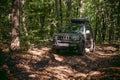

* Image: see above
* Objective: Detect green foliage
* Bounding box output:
[0,0,11,44]
[83,0,120,44]
[0,0,119,49]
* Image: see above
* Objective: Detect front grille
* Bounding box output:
[57,36,71,40]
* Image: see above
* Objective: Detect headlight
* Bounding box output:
[54,36,57,40]
[72,36,79,40]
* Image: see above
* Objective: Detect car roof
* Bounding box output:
[71,18,89,23]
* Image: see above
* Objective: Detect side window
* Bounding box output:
[73,26,81,33]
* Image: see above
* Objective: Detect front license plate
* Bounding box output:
[57,43,69,46]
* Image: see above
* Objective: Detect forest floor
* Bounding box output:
[0,44,120,80]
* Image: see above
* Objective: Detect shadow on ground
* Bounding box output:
[0,44,120,80]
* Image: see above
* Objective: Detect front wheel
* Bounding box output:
[78,41,85,55]
[55,49,60,54]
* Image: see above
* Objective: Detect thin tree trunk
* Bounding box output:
[117,1,120,42]
[21,0,28,36]
[101,13,106,42]
[59,0,62,27]
[11,0,20,51]
[108,6,114,43]
[79,0,83,17]
[55,0,60,32]
[50,20,54,37]
[94,14,98,41]
[66,0,72,23]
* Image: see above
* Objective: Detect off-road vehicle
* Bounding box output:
[51,18,94,55]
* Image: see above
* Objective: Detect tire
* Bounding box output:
[55,49,60,54]
[52,46,59,54]
[78,41,85,55]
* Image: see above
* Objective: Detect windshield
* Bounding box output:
[61,23,84,33]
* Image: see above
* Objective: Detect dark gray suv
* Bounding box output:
[51,18,94,55]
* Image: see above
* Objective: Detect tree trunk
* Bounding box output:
[108,5,114,43]
[79,0,83,17]
[101,13,106,42]
[50,20,54,37]
[94,14,98,41]
[59,0,62,27]
[11,0,20,51]
[55,0,60,32]
[21,0,28,36]
[66,0,72,22]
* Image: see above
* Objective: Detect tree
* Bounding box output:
[10,0,20,51]
[83,0,120,44]
[79,0,83,17]
[21,0,28,36]
[55,0,60,32]
[66,0,72,22]
[59,0,62,26]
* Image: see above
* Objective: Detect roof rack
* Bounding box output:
[71,18,89,23]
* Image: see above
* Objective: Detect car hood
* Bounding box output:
[55,33,81,36]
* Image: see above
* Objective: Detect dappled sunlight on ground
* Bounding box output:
[28,47,51,56]
[45,66,75,79]
[95,44,119,54]
[53,54,65,62]
[0,44,120,80]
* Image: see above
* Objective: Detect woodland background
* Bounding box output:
[0,0,120,80]
[0,0,120,51]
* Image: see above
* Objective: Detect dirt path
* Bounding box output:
[0,44,120,80]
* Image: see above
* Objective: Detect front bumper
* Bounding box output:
[53,41,80,49]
